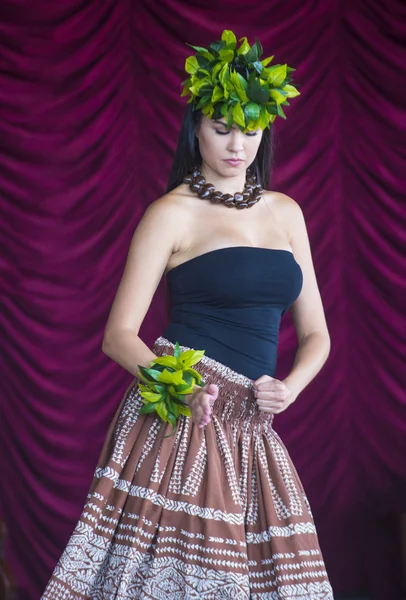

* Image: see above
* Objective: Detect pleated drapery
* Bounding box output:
[1,1,405,599]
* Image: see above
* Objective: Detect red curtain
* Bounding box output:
[1,1,405,598]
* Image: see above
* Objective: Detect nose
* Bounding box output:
[227,130,244,154]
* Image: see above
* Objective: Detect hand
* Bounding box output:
[186,383,219,428]
[253,374,295,415]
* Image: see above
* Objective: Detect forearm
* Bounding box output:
[282,331,331,401]
[102,329,156,377]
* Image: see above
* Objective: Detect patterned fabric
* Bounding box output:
[42,337,334,599]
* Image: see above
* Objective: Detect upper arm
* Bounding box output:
[279,194,329,343]
[103,196,181,338]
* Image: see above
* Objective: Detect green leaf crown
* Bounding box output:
[181,30,300,133]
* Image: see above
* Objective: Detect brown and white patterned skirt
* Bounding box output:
[42,336,334,599]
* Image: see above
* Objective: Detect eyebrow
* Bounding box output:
[214,119,234,129]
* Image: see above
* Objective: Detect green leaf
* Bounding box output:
[260,105,271,128]
[212,85,223,103]
[163,426,178,439]
[195,94,211,110]
[261,55,274,67]
[179,349,205,369]
[270,88,286,104]
[265,102,279,115]
[254,39,263,58]
[155,402,169,422]
[236,73,248,90]
[221,30,237,49]
[212,104,223,120]
[244,43,259,63]
[140,390,162,402]
[268,64,287,87]
[209,40,226,54]
[175,384,195,396]
[230,70,249,103]
[245,119,261,132]
[219,49,235,63]
[276,103,287,119]
[247,78,270,104]
[167,384,178,399]
[199,84,214,96]
[167,398,177,414]
[185,56,199,75]
[202,103,215,118]
[252,60,263,74]
[152,355,178,369]
[173,341,181,360]
[157,369,185,385]
[194,69,211,79]
[244,102,260,122]
[167,411,177,428]
[139,401,160,414]
[219,62,230,86]
[173,395,190,406]
[178,404,192,417]
[237,36,251,55]
[196,54,213,69]
[186,44,208,53]
[211,61,223,83]
[232,102,246,128]
[184,367,203,384]
[138,366,163,383]
[283,84,300,98]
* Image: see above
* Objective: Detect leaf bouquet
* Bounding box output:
[137,342,205,435]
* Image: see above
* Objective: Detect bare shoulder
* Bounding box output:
[144,184,190,221]
[263,190,305,240]
[140,184,192,247]
[264,190,303,219]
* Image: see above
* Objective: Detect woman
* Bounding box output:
[42,31,333,599]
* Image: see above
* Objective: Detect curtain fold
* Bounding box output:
[1,1,405,598]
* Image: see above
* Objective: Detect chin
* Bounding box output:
[222,162,246,172]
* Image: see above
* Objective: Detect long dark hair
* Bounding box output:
[166,104,274,193]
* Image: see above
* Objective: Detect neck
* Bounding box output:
[199,163,247,196]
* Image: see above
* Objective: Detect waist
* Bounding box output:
[153,336,274,434]
[161,322,278,380]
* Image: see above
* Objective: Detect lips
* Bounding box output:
[224,159,243,166]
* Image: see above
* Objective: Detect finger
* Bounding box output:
[206,383,219,396]
[192,396,212,421]
[198,413,212,427]
[257,405,281,414]
[255,391,286,401]
[201,393,214,411]
[256,401,284,410]
[255,381,284,392]
[254,375,275,387]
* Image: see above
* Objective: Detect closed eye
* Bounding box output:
[215,130,258,137]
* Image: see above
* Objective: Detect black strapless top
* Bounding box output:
[163,247,303,380]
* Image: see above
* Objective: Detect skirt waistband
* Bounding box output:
[152,336,274,433]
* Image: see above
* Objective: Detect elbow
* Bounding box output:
[302,329,331,360]
[318,329,331,362]
[324,332,331,360]
[102,330,116,358]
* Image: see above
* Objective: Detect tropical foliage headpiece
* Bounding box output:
[181,30,300,133]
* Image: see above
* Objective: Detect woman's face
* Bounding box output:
[196,115,263,177]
